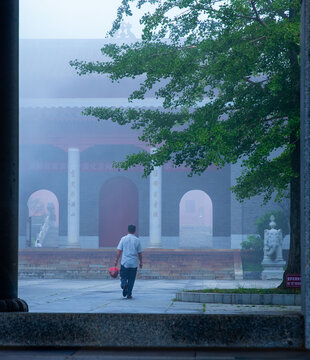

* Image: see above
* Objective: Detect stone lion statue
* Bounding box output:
[263,215,284,263]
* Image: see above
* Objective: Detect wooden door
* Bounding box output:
[99,177,138,247]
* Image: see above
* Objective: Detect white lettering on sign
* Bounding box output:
[286,274,301,288]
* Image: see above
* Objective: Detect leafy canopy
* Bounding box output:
[70,0,300,203]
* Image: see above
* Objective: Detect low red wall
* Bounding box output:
[18,248,242,280]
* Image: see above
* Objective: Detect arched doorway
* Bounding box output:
[99,177,138,247]
[179,190,213,249]
[27,190,59,247]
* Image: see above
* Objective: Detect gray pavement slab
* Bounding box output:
[18,279,301,314]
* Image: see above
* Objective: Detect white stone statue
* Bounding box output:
[36,203,58,247]
[261,215,286,280]
[263,215,284,262]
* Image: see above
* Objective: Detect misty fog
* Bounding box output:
[18,1,291,313]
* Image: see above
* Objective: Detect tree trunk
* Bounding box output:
[278,138,300,288]
[278,0,301,289]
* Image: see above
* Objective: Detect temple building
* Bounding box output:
[19,39,285,251]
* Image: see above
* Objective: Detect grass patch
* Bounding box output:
[186,288,300,294]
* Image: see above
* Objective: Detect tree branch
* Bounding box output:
[248,35,267,43]
[250,0,266,26]
[233,13,262,22]
[196,4,265,25]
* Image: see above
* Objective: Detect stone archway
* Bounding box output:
[179,189,213,249]
[99,177,138,247]
[27,189,59,247]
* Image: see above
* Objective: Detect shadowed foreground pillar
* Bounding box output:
[0,0,28,311]
[301,0,310,349]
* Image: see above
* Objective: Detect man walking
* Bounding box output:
[115,224,142,299]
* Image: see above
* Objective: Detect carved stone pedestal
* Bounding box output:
[261,261,286,280]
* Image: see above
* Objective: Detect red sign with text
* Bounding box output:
[286,274,301,288]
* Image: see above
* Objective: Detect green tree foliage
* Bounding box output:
[70,0,301,282]
[241,235,264,251]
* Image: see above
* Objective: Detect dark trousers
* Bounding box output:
[120,265,137,296]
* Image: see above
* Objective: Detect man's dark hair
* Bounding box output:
[128,224,136,234]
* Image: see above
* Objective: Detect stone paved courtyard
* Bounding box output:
[19,278,301,314]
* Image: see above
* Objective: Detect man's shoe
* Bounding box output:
[122,284,128,297]
[127,295,132,299]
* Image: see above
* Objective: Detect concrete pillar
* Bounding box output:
[149,149,162,248]
[301,0,310,349]
[67,148,80,248]
[230,162,244,249]
[0,0,28,311]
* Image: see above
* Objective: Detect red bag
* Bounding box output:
[109,266,119,278]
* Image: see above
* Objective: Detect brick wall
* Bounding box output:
[18,248,241,280]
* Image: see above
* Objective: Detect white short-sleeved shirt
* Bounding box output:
[117,233,142,268]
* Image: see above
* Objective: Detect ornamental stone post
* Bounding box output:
[149,148,162,248]
[0,0,28,311]
[261,216,286,280]
[67,148,80,248]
